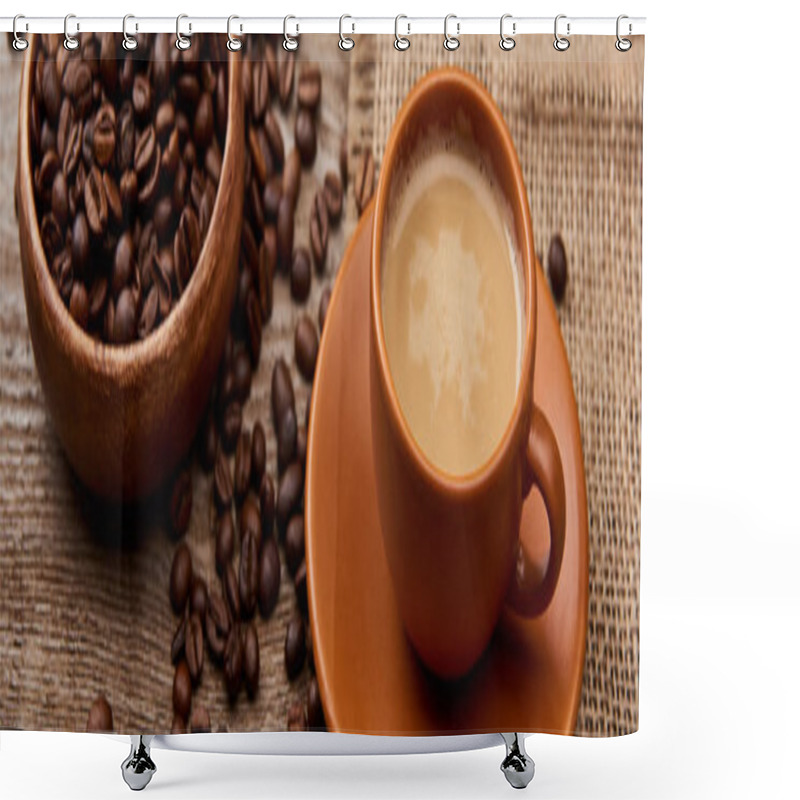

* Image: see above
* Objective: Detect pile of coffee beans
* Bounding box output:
[28,33,228,344]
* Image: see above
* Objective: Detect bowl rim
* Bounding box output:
[17,38,241,378]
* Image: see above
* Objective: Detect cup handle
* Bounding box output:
[506,406,566,617]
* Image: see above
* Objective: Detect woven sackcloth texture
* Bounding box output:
[351,35,643,736]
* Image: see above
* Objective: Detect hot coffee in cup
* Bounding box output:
[370,68,566,679]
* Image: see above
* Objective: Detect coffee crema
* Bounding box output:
[381,149,523,476]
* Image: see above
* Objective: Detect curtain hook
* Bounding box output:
[176,14,191,51]
[283,15,298,51]
[554,14,570,51]
[339,14,355,51]
[443,14,460,51]
[394,15,410,51]
[500,14,516,51]
[122,15,138,51]
[12,15,29,51]
[63,13,79,51]
[615,14,632,52]
[227,15,243,52]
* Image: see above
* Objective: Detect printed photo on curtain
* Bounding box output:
[0,29,643,739]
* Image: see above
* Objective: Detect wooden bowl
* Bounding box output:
[16,42,245,501]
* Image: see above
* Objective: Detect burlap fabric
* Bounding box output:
[349,35,643,736]
[0,35,641,736]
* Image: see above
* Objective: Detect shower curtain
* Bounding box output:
[0,29,643,738]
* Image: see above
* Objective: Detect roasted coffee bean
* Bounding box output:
[340,138,348,188]
[171,715,187,734]
[239,493,261,543]
[104,172,123,226]
[190,705,211,734]
[185,613,204,685]
[171,616,187,665]
[154,195,174,242]
[287,701,306,731]
[278,51,295,108]
[295,561,308,617]
[194,92,214,150]
[264,110,284,170]
[259,535,280,619]
[155,100,176,141]
[51,170,68,228]
[307,677,324,729]
[310,191,329,272]
[41,61,62,125]
[260,472,275,539]
[200,414,218,472]
[53,250,74,304]
[284,614,306,680]
[251,422,267,490]
[221,402,243,453]
[137,287,158,339]
[318,286,331,333]
[213,451,234,511]
[285,514,305,577]
[297,65,322,110]
[283,148,301,209]
[189,577,208,623]
[170,467,193,537]
[262,174,283,220]
[113,287,137,345]
[133,125,160,205]
[295,316,319,382]
[291,247,311,302]
[88,277,108,323]
[276,194,294,272]
[132,74,152,120]
[170,542,193,614]
[224,562,241,621]
[84,165,108,236]
[93,103,116,168]
[260,228,276,322]
[175,207,200,293]
[71,212,90,276]
[224,625,244,701]
[215,510,235,574]
[234,431,252,504]
[63,119,83,179]
[547,233,568,302]
[277,461,304,534]
[249,126,272,187]
[206,590,231,663]
[173,660,192,719]
[271,358,295,434]
[251,61,270,121]
[355,149,375,215]
[111,232,135,297]
[245,289,263,365]
[117,101,135,169]
[243,623,260,698]
[232,347,252,404]
[323,171,343,224]
[239,529,259,619]
[86,695,113,732]
[295,109,317,166]
[69,282,89,329]
[277,405,297,475]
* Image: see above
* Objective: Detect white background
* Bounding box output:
[2,0,799,797]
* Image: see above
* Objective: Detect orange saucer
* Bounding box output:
[306,201,588,736]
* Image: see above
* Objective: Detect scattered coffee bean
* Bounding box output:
[277,405,298,475]
[271,358,295,435]
[224,562,241,622]
[251,422,267,489]
[224,625,244,701]
[284,614,306,680]
[340,138,348,188]
[86,695,113,732]
[173,660,192,720]
[354,149,375,215]
[323,171,343,224]
[189,577,208,623]
[310,191,329,272]
[295,315,319,382]
[170,468,193,537]
[277,461,304,534]
[295,109,317,166]
[547,233,568,302]
[215,510,235,574]
[318,286,331,332]
[234,430,252,504]
[213,451,234,511]
[285,514,305,577]
[260,472,276,539]
[276,194,294,272]
[171,616,187,664]
[259,535,281,619]
[190,705,211,734]
[297,65,321,111]
[239,492,261,543]
[185,613,204,685]
[206,590,231,664]
[221,402,243,453]
[243,623,260,698]
[290,247,312,302]
[239,529,260,619]
[169,542,193,614]
[283,148,301,209]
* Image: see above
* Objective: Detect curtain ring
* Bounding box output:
[499,14,516,51]
[339,15,355,51]
[553,14,570,52]
[394,15,410,51]
[283,16,298,51]
[443,14,460,51]
[122,15,138,51]
[12,15,29,51]
[63,13,79,51]
[176,14,191,51]
[227,15,243,52]
[615,14,632,52]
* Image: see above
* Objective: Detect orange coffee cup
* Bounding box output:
[370,68,566,679]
